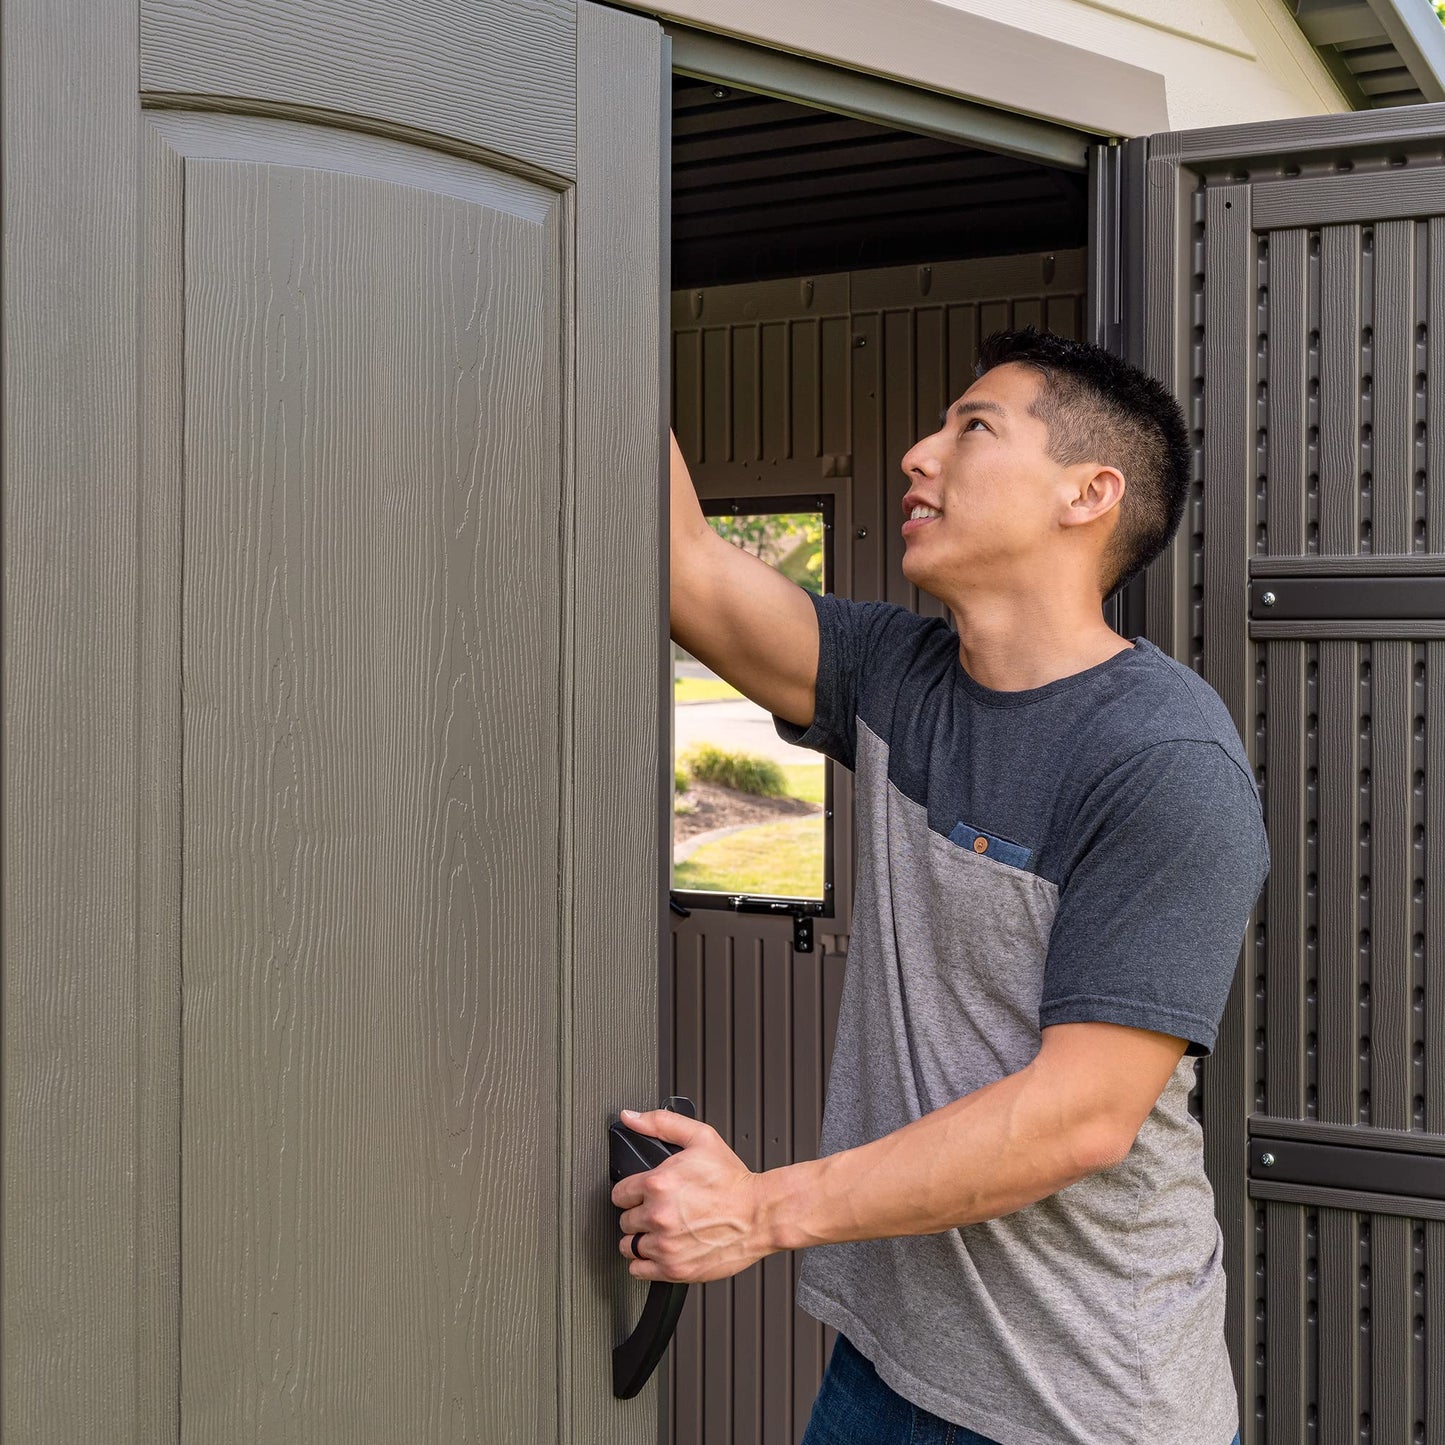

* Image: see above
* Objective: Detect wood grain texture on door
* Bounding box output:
[4,2,664,1442]
[171,115,564,1440]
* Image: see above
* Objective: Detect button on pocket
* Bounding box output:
[948,821,1033,871]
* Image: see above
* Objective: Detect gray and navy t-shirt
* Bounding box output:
[774,592,1269,1445]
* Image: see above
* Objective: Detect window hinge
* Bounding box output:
[730,897,821,953]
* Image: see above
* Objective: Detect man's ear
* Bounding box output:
[1060,464,1125,529]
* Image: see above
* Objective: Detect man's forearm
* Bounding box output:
[755,1059,1127,1252]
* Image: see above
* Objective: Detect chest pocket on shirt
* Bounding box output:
[948,821,1033,872]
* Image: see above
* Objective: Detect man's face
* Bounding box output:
[899,362,1078,598]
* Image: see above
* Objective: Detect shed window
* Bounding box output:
[672,497,831,907]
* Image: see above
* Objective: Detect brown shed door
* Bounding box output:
[1128,106,1445,1444]
[3,2,663,1441]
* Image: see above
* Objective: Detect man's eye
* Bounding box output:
[964,418,988,433]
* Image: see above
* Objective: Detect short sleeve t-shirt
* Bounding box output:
[773,592,1269,1445]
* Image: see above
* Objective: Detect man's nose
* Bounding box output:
[901,437,939,479]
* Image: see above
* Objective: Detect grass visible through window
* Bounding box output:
[673,815,824,896]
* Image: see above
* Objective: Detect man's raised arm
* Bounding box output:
[668,431,820,729]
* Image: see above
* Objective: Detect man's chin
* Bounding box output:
[900,553,938,594]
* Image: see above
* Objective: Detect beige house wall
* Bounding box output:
[645,0,1357,137]
[934,0,1353,128]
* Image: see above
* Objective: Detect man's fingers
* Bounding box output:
[616,1206,650,1235]
[611,1177,646,1210]
[620,1107,709,1148]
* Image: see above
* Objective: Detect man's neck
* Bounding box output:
[947,593,1133,693]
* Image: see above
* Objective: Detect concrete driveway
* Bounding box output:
[674,697,820,766]
[672,659,819,767]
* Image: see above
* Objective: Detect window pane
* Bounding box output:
[673,507,827,902]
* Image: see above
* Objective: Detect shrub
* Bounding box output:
[680,743,786,798]
[675,764,689,794]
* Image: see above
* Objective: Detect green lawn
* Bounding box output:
[777,763,825,805]
[674,676,743,704]
[673,815,824,896]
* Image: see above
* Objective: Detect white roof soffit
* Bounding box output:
[632,0,1169,140]
[1293,0,1445,106]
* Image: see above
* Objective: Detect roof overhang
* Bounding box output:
[616,0,1170,143]
[1292,0,1445,106]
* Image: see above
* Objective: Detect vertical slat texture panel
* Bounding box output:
[1202,184,1254,727]
[791,320,821,463]
[1201,183,1256,1419]
[1136,155,1192,662]
[702,936,734,1443]
[731,937,763,1445]
[1430,222,1445,554]
[667,917,843,1445]
[1430,642,1445,1135]
[1373,642,1413,1128]
[760,321,789,460]
[1372,636,1415,1438]
[1429,643,1445,1445]
[1012,296,1042,329]
[1318,1210,1363,1444]
[791,947,827,1444]
[979,298,1010,340]
[181,155,562,1441]
[732,323,760,464]
[1044,293,1077,338]
[1149,146,1445,1445]
[570,10,664,1440]
[820,316,851,460]
[703,327,731,464]
[1266,229,1310,559]
[761,930,795,1441]
[1317,641,1361,1128]
[1319,225,1362,556]
[1373,220,1414,555]
[3,0,142,1436]
[914,306,945,439]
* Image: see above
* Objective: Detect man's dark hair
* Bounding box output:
[974,327,1190,598]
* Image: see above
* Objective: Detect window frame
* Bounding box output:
[670,490,838,919]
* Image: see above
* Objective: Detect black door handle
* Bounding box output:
[609,1095,697,1399]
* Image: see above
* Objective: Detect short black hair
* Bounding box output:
[974,327,1190,598]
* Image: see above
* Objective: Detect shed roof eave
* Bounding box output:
[620,0,1169,139]
[1369,0,1445,103]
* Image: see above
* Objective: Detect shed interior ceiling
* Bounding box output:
[672,76,1089,289]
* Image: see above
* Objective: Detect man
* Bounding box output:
[613,328,1266,1445]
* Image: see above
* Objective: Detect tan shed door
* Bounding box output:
[2,2,664,1442]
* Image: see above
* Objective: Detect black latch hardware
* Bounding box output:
[730,897,819,952]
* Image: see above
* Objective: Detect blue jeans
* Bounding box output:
[801,1333,1243,1445]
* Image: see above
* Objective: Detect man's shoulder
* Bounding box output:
[816,592,955,686]
[1090,639,1255,788]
